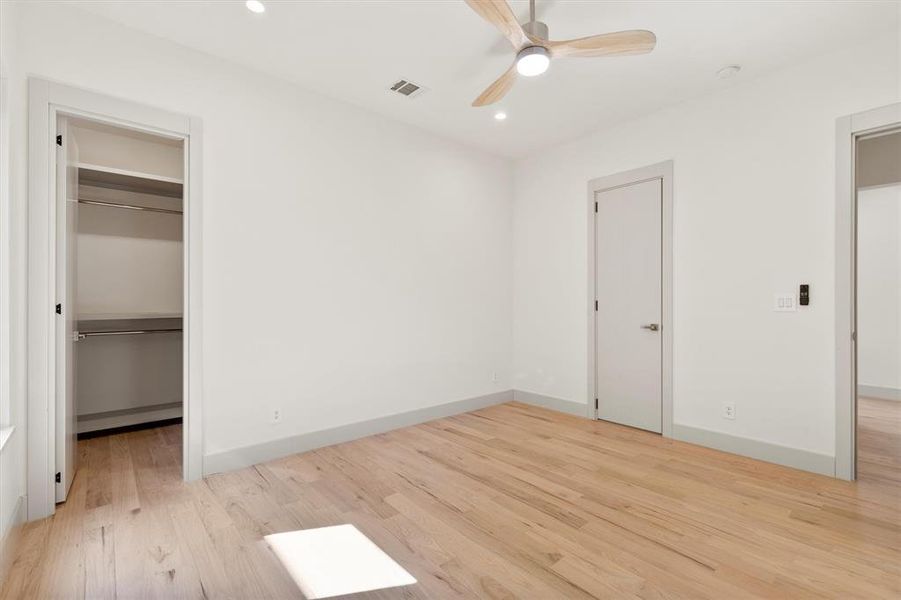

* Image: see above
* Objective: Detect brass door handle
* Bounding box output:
[641,324,660,332]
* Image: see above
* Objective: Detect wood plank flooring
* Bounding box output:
[858,396,901,485]
[2,401,899,599]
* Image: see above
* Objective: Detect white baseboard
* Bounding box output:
[0,495,26,582]
[200,388,835,479]
[513,389,589,417]
[858,384,901,402]
[516,392,833,477]
[77,402,182,434]
[203,390,514,476]
[672,424,835,476]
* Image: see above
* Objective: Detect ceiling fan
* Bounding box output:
[465,0,656,106]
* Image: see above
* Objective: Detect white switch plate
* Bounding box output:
[774,294,797,312]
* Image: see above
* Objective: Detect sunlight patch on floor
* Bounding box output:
[265,524,416,599]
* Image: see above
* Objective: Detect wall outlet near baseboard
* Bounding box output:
[491,371,498,383]
[722,402,736,420]
[272,409,282,424]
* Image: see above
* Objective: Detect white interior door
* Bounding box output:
[55,117,78,502]
[595,178,663,433]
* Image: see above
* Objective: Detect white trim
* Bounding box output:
[587,161,674,435]
[203,390,513,476]
[0,75,11,430]
[184,116,203,482]
[513,390,587,417]
[672,424,835,477]
[27,79,203,520]
[858,385,901,402]
[835,102,901,481]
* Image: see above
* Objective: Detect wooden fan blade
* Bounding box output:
[463,0,527,49]
[472,64,517,107]
[545,30,656,58]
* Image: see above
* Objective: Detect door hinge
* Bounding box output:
[594,300,598,311]
[594,201,598,213]
[56,134,62,147]
[56,303,62,314]
[594,398,598,410]
[55,472,61,484]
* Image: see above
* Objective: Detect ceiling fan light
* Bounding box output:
[516,46,550,77]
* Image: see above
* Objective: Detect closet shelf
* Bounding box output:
[78,162,183,198]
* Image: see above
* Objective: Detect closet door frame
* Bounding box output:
[27,79,204,520]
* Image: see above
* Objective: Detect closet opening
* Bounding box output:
[854,129,901,484]
[55,116,185,502]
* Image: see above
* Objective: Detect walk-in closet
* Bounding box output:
[58,117,184,498]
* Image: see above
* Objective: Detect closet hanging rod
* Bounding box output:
[78,328,182,339]
[78,198,183,215]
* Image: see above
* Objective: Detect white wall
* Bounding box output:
[73,126,186,423]
[77,187,183,317]
[14,2,513,459]
[513,35,899,458]
[73,123,184,316]
[73,123,183,181]
[0,0,29,573]
[857,184,901,396]
[76,326,183,418]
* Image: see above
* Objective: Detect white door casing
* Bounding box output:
[28,79,203,521]
[835,102,901,480]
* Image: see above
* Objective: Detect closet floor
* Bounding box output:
[2,402,900,599]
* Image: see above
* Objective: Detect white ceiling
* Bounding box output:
[72,1,897,158]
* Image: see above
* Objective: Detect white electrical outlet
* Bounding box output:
[491,371,498,383]
[722,402,736,420]
[272,409,282,424]
[774,293,797,312]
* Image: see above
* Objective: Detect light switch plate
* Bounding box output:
[774,294,797,312]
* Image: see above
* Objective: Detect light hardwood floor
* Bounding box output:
[858,396,901,485]
[2,401,899,599]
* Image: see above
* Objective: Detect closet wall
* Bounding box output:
[856,132,901,401]
[73,121,184,433]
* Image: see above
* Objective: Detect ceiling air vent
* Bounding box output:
[389,79,427,99]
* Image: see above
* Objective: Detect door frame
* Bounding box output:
[834,102,901,480]
[27,79,204,520]
[587,161,674,436]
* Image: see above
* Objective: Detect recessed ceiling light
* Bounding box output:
[494,111,507,121]
[246,0,265,14]
[516,46,550,77]
[716,65,741,79]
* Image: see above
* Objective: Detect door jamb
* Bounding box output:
[834,102,901,481]
[27,79,204,520]
[587,161,674,436]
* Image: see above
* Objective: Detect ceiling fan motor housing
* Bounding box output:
[522,20,549,41]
